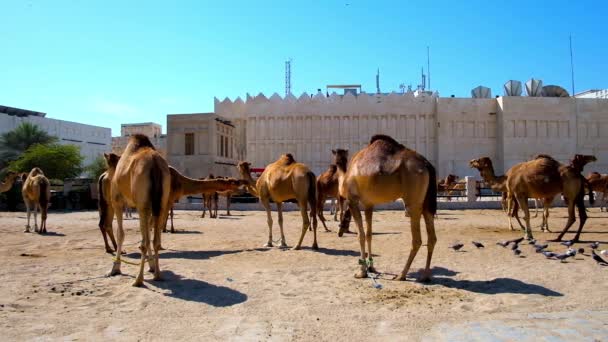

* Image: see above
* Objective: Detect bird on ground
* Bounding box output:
[535,244,549,253]
[527,239,537,245]
[543,251,557,259]
[450,243,464,251]
[589,242,600,250]
[578,248,585,254]
[496,241,509,248]
[561,240,574,247]
[472,241,485,248]
[592,250,608,265]
[511,243,519,251]
[508,237,525,245]
[555,249,576,262]
[513,249,522,256]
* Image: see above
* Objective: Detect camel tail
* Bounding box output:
[424,162,437,215]
[150,162,164,218]
[38,178,49,219]
[307,171,317,229]
[98,174,108,229]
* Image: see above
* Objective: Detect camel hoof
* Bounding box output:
[263,242,273,248]
[153,274,163,281]
[312,243,319,250]
[132,279,144,287]
[291,245,301,251]
[354,270,368,279]
[105,249,115,254]
[393,274,407,281]
[107,269,122,277]
[367,266,379,274]
[338,231,344,237]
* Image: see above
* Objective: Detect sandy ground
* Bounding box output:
[0,208,607,341]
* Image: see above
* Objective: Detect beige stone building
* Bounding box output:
[112,122,166,156]
[166,113,239,178]
[213,92,608,177]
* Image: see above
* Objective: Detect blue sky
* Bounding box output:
[1,1,606,135]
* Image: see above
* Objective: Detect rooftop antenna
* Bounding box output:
[399,83,406,94]
[285,58,292,97]
[376,68,380,94]
[427,46,431,90]
[569,35,575,96]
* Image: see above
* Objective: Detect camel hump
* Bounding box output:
[369,134,404,149]
[129,134,156,151]
[277,153,296,166]
[534,154,556,161]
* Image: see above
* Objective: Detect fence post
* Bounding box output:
[465,176,477,202]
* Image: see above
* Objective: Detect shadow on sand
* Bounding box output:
[299,246,366,257]
[153,270,247,306]
[405,267,562,296]
[167,230,202,235]
[125,248,270,260]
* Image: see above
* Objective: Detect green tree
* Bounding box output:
[84,155,108,181]
[0,122,58,167]
[9,144,83,180]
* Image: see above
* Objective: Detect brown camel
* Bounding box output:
[98,153,121,253]
[316,152,347,232]
[167,167,242,233]
[587,172,608,211]
[237,154,318,250]
[505,154,596,242]
[0,171,22,193]
[107,134,172,286]
[22,167,51,234]
[338,135,437,281]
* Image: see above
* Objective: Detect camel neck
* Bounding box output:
[0,175,17,192]
[479,167,500,185]
[177,172,233,195]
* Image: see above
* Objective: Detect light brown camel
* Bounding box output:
[22,167,51,234]
[505,154,596,242]
[237,154,318,250]
[316,153,346,232]
[338,135,437,282]
[107,134,172,286]
[201,174,218,219]
[98,153,120,253]
[167,167,243,233]
[587,172,608,211]
[0,171,22,193]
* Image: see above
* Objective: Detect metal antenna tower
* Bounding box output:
[285,59,292,97]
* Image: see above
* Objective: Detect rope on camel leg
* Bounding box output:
[359,258,382,289]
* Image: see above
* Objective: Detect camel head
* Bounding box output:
[236,161,255,183]
[571,154,597,171]
[332,149,348,171]
[445,174,458,185]
[469,157,493,171]
[103,153,121,170]
[29,167,44,177]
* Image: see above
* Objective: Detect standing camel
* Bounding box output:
[167,167,243,233]
[98,153,120,253]
[316,155,345,232]
[338,135,437,281]
[505,154,595,242]
[237,154,318,250]
[107,134,171,287]
[587,172,608,211]
[22,168,51,234]
[0,171,22,193]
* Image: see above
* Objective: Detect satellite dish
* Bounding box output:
[541,85,569,97]
[525,79,543,97]
[503,80,522,96]
[471,86,491,98]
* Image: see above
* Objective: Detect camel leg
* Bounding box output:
[397,207,423,281]
[553,197,577,242]
[261,197,274,247]
[276,202,288,248]
[364,207,377,273]
[201,197,206,218]
[419,210,437,282]
[226,194,231,216]
[24,200,31,232]
[332,198,338,221]
[572,195,588,242]
[169,206,175,233]
[152,215,163,281]
[108,203,125,277]
[293,200,311,250]
[317,193,330,232]
[506,194,514,231]
[541,200,552,232]
[349,201,368,279]
[515,195,534,240]
[33,205,39,233]
[133,210,150,287]
[533,199,539,218]
[146,215,156,273]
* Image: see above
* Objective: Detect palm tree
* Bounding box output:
[0,122,58,168]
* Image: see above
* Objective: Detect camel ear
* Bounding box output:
[331,149,336,155]
[103,153,110,162]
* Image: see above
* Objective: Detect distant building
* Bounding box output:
[0,105,111,166]
[574,89,608,99]
[112,122,166,156]
[166,113,238,180]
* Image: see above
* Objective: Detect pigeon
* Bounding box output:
[508,237,525,245]
[560,240,574,247]
[592,250,608,265]
[527,239,537,245]
[450,243,464,251]
[511,243,519,251]
[555,252,574,262]
[496,241,509,248]
[534,243,549,252]
[513,249,522,256]
[578,248,585,254]
[472,241,485,248]
[589,242,600,250]
[542,251,557,259]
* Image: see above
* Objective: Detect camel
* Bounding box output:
[107,134,172,286]
[167,167,243,233]
[98,153,120,253]
[217,189,235,216]
[22,167,51,234]
[237,154,318,250]
[505,154,596,242]
[338,135,437,282]
[0,171,22,193]
[201,174,219,219]
[316,153,346,232]
[587,172,608,211]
